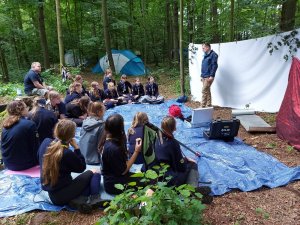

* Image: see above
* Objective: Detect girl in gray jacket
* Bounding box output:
[79,102,105,165]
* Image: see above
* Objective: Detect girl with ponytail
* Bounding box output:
[38,119,102,212]
[1,100,39,171]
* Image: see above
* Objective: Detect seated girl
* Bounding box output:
[29,97,58,144]
[1,100,39,171]
[102,68,116,91]
[131,78,145,102]
[117,74,133,103]
[79,102,105,165]
[103,82,123,109]
[46,90,66,119]
[66,96,90,127]
[89,81,105,102]
[74,75,89,96]
[99,114,142,195]
[140,76,164,104]
[64,82,84,104]
[152,116,213,203]
[38,120,102,212]
[127,112,149,164]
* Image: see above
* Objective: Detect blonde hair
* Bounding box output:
[48,91,61,101]
[42,120,76,187]
[107,82,115,89]
[90,81,100,98]
[31,62,41,69]
[161,116,176,137]
[75,75,83,82]
[128,112,149,135]
[104,68,112,76]
[3,100,27,129]
[69,82,82,93]
[88,101,105,118]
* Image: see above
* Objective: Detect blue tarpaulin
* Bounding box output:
[0,100,299,217]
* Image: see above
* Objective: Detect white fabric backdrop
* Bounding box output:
[189,29,300,112]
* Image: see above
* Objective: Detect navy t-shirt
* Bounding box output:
[38,138,86,192]
[24,70,43,94]
[46,101,66,119]
[102,140,128,193]
[90,89,105,102]
[132,84,145,97]
[1,118,39,171]
[104,89,118,99]
[29,108,58,144]
[64,92,82,104]
[128,126,144,164]
[103,77,116,91]
[145,83,159,97]
[117,81,132,96]
[66,103,84,118]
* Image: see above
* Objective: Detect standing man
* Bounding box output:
[201,43,218,108]
[24,62,49,97]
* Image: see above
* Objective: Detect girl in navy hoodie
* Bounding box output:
[99,114,142,195]
[131,78,145,102]
[64,82,83,104]
[140,76,164,104]
[1,100,39,171]
[38,119,101,211]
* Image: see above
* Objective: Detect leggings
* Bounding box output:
[49,170,100,205]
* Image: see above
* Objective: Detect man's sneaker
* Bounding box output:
[196,186,213,204]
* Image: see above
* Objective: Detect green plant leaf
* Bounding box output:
[114,184,124,190]
[145,170,158,180]
[130,172,144,178]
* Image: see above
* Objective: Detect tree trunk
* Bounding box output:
[128,0,134,50]
[0,42,9,82]
[172,0,179,64]
[38,0,50,68]
[166,0,172,67]
[141,0,147,70]
[211,0,219,43]
[280,0,297,32]
[102,0,115,72]
[230,0,234,41]
[55,0,65,68]
[179,0,185,96]
[187,0,195,43]
[14,5,30,66]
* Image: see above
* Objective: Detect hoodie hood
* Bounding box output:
[82,117,104,131]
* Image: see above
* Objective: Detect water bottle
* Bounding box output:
[16,88,22,96]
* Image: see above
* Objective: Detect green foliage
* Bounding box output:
[255,207,270,219]
[286,145,294,153]
[0,83,23,98]
[266,143,277,148]
[97,166,205,225]
[267,30,300,61]
[41,70,71,94]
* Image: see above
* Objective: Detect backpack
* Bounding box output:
[169,105,184,120]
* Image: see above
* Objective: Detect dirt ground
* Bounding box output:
[0,73,299,225]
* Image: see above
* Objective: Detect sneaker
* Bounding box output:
[68,196,93,214]
[87,194,111,209]
[196,186,213,204]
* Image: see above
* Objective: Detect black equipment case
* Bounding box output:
[203,118,240,142]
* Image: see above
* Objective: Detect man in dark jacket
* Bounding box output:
[201,43,218,108]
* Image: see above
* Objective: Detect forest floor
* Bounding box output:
[0,72,300,225]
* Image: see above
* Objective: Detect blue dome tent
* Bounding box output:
[92,50,146,76]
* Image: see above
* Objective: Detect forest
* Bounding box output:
[0,0,299,83]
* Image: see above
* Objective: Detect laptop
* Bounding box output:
[185,107,214,128]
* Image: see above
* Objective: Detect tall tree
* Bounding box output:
[211,0,219,43]
[187,0,195,43]
[0,41,9,82]
[280,0,297,32]
[55,0,65,68]
[166,0,173,66]
[128,0,134,50]
[230,0,234,41]
[179,0,185,95]
[38,0,50,68]
[102,0,115,72]
[172,0,179,63]
[141,0,148,67]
